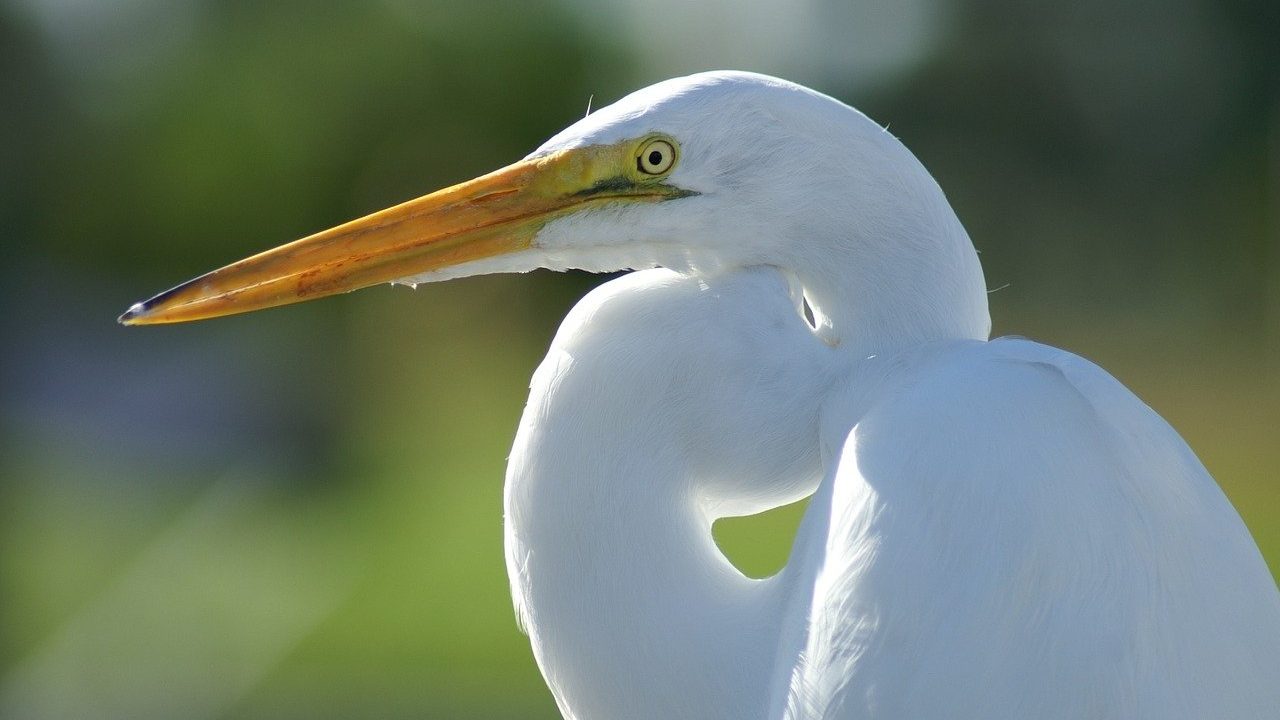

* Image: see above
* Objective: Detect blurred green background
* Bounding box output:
[1,0,1277,717]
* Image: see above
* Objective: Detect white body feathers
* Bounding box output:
[505,268,1280,719]
[434,72,1279,718]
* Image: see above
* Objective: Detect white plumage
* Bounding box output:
[122,70,1280,719]
[494,73,1280,719]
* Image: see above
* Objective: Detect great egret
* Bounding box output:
[121,71,1280,719]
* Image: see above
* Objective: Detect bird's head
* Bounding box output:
[121,71,979,334]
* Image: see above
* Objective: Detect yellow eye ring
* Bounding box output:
[636,138,677,176]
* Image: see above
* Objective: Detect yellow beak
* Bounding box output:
[119,143,690,325]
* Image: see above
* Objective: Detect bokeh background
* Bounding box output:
[1,0,1278,717]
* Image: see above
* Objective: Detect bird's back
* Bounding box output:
[778,338,1280,719]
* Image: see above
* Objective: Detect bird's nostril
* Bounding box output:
[469,188,520,204]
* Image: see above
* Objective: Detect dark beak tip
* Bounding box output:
[117,302,147,326]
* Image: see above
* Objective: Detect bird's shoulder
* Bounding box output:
[816,336,1200,490]
[779,337,1280,719]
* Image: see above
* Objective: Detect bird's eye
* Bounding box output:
[636,138,676,176]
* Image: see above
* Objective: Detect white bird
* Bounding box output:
[121,71,1280,719]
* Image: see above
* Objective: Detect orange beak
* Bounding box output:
[119,142,691,325]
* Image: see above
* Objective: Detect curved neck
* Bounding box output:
[506,377,784,720]
[504,268,830,720]
[796,208,991,358]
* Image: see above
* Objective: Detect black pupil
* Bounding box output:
[647,150,663,167]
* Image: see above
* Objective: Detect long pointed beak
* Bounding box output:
[119,145,687,325]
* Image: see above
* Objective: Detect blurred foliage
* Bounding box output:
[0,0,1277,718]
